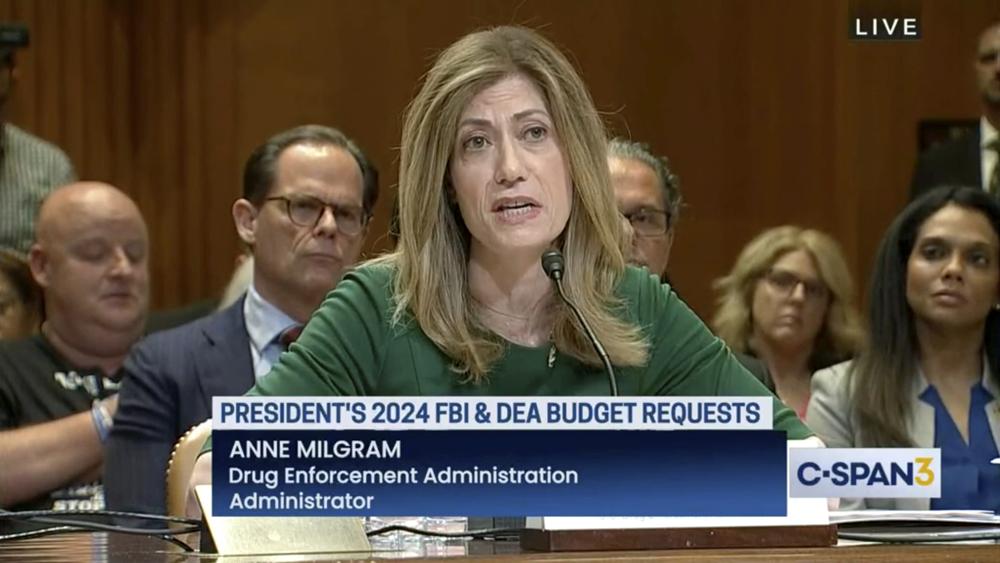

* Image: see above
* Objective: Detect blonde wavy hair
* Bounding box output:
[712,226,863,369]
[373,26,648,381]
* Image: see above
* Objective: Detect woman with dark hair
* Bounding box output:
[0,249,42,340]
[807,186,1000,511]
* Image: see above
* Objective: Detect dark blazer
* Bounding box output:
[734,353,771,387]
[104,298,255,516]
[145,298,218,335]
[910,129,981,201]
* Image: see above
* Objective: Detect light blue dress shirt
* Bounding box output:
[242,284,300,378]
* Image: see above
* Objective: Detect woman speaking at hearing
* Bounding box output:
[192,26,810,491]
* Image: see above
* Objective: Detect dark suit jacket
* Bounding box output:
[734,353,771,387]
[104,298,254,516]
[909,129,981,201]
[145,298,218,335]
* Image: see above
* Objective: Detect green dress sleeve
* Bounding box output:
[624,268,813,439]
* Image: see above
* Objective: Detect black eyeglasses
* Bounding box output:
[622,209,671,237]
[762,269,829,301]
[265,195,368,236]
[978,49,1000,65]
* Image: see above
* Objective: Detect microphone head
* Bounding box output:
[541,250,565,281]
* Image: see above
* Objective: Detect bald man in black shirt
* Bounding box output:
[0,182,148,512]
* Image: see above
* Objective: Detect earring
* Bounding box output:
[994,303,1000,311]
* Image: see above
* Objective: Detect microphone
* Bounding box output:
[541,250,619,396]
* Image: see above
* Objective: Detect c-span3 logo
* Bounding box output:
[789,448,940,498]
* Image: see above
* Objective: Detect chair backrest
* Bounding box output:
[165,419,213,517]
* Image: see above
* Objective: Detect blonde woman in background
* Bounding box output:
[713,226,863,418]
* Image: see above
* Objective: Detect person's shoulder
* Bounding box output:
[617,265,666,299]
[916,130,978,163]
[616,264,683,322]
[145,299,218,335]
[138,300,243,353]
[337,260,397,305]
[811,359,854,398]
[813,358,853,379]
[806,360,858,446]
[734,352,771,387]
[0,335,55,377]
[346,260,395,284]
[0,334,48,358]
[4,123,72,162]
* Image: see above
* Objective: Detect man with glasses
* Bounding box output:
[608,138,681,280]
[911,21,1000,200]
[609,138,772,383]
[104,125,379,517]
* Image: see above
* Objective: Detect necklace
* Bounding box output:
[472,298,557,368]
[472,298,532,322]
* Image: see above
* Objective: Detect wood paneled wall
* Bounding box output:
[0,0,998,319]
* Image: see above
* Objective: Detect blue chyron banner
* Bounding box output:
[212,429,788,517]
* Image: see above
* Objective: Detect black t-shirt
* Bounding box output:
[0,334,119,512]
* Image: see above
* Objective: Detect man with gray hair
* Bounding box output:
[608,138,682,279]
[608,138,770,385]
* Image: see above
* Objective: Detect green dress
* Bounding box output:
[224,263,810,439]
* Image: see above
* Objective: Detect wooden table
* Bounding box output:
[0,533,998,562]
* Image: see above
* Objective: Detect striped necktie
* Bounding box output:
[278,325,303,350]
